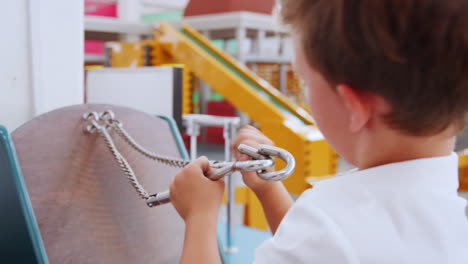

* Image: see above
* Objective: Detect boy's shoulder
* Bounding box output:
[287,153,464,246]
[254,154,468,264]
[312,153,459,193]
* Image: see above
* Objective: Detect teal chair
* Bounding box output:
[0,126,48,263]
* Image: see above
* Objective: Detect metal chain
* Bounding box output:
[107,119,190,168]
[83,111,243,202]
[98,110,237,168]
[87,118,151,200]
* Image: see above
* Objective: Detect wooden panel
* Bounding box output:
[12,104,185,264]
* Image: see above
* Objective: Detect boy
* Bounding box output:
[169,0,468,263]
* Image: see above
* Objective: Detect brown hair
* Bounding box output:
[280,0,468,135]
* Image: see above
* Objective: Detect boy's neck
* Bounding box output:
[355,130,456,170]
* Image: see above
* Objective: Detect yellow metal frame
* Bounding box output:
[182,67,193,115]
[222,187,269,230]
[458,152,468,191]
[179,24,314,125]
[107,41,151,67]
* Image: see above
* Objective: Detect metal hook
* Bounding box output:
[83,112,100,133]
[256,145,296,181]
[83,111,99,121]
[146,144,296,207]
[207,158,275,181]
[100,110,115,122]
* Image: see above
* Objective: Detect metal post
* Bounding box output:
[182,114,241,255]
[236,27,247,63]
[223,121,237,253]
[278,33,285,57]
[279,63,288,94]
[254,29,266,56]
[222,39,229,52]
[186,120,199,160]
[117,0,140,41]
[250,62,258,73]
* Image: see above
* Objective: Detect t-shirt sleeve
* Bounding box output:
[253,190,359,264]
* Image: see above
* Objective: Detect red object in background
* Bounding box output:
[182,133,195,151]
[206,101,237,144]
[85,40,105,54]
[85,1,117,17]
[85,1,117,56]
[184,0,275,16]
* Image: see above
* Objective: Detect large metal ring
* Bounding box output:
[256,145,296,181]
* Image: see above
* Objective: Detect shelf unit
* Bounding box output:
[84,16,153,64]
[85,15,153,35]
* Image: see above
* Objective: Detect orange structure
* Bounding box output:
[184,0,275,16]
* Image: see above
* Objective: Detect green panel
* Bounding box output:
[141,11,183,23]
[211,39,237,54]
[192,90,200,103]
[226,39,237,54]
[209,92,225,102]
[180,29,306,125]
[0,126,49,264]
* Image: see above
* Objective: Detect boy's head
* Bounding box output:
[280,0,468,166]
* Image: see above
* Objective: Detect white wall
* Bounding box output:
[0,0,33,131]
[29,0,84,116]
[0,0,84,131]
[86,67,175,117]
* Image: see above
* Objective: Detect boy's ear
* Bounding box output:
[336,84,371,133]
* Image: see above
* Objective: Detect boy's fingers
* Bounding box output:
[184,156,211,177]
[233,130,273,145]
[193,156,209,169]
[232,135,270,151]
[242,125,257,131]
[191,156,229,181]
[199,156,216,177]
[237,154,251,161]
[234,139,267,161]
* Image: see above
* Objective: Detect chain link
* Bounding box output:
[110,120,191,168]
[87,118,151,200]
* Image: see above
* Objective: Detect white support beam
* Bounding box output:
[0,0,33,130]
[0,0,85,130]
[29,0,85,116]
[253,29,266,56]
[140,0,189,9]
[85,16,153,36]
[236,27,247,63]
[118,0,141,41]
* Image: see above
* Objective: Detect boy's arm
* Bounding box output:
[169,157,224,264]
[181,215,221,264]
[254,182,294,234]
[233,126,294,234]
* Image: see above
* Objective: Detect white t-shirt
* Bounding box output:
[255,154,468,264]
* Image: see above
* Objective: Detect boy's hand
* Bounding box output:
[170,157,225,222]
[232,125,278,194]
